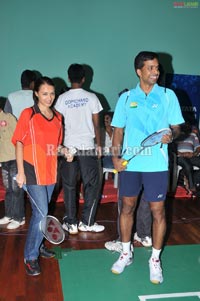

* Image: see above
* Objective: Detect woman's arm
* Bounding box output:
[15,141,26,188]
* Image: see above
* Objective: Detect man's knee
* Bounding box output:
[150,202,165,219]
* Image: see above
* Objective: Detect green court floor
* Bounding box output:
[58,244,200,301]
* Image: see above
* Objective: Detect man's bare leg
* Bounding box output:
[111,196,137,274]
[149,200,166,284]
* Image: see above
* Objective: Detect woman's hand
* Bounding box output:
[15,173,26,188]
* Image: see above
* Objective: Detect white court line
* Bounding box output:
[138,291,200,300]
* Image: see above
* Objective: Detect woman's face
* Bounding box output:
[35,83,55,108]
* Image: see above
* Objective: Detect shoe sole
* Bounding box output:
[25,270,41,276]
[69,231,78,235]
[40,254,55,259]
[141,243,152,247]
[111,259,133,274]
[150,279,163,284]
[105,243,133,253]
[78,228,105,233]
[105,247,122,253]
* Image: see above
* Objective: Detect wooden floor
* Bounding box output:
[0,194,200,301]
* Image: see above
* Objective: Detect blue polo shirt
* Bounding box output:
[112,84,184,172]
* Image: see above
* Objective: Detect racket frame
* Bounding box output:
[116,128,172,170]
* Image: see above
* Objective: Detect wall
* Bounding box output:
[0,0,199,110]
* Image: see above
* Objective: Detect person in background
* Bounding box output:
[0,107,25,229]
[3,69,37,227]
[133,196,152,246]
[4,69,36,119]
[105,194,152,253]
[176,122,200,194]
[101,111,114,169]
[55,63,105,235]
[12,76,72,276]
[110,51,184,284]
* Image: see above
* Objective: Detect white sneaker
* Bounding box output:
[105,240,123,253]
[134,232,152,247]
[149,257,163,284]
[62,222,78,234]
[111,252,133,274]
[0,216,13,225]
[7,219,25,230]
[78,222,105,233]
[141,236,152,247]
[105,240,134,253]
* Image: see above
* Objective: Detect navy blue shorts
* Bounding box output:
[119,171,168,202]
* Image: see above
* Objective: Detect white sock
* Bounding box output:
[151,247,161,260]
[122,242,132,254]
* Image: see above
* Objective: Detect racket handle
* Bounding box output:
[113,160,128,174]
[122,160,128,166]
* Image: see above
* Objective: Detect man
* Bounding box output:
[176,122,200,193]
[110,51,184,284]
[4,69,36,119]
[55,63,105,234]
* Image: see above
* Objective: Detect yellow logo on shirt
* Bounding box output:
[130,102,138,108]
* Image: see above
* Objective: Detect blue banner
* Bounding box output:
[166,73,200,128]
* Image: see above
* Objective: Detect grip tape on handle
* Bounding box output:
[113,160,128,174]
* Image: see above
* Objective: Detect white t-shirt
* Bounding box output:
[5,90,34,119]
[55,88,103,149]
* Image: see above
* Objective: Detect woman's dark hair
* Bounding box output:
[134,51,159,71]
[33,76,55,102]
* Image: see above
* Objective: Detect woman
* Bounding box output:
[12,76,72,276]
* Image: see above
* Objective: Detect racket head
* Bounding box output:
[141,128,172,147]
[39,215,65,244]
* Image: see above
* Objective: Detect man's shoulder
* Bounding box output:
[8,89,33,100]
[57,88,99,102]
[8,89,22,98]
[0,110,13,119]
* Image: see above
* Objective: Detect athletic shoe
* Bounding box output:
[149,257,163,284]
[6,219,25,229]
[111,252,133,274]
[105,240,134,253]
[134,232,152,247]
[62,222,78,234]
[105,240,123,253]
[78,221,105,233]
[24,259,41,276]
[40,245,55,258]
[0,216,13,225]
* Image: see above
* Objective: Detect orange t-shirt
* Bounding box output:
[12,105,63,185]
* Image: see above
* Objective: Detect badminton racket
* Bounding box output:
[22,184,65,244]
[113,128,172,173]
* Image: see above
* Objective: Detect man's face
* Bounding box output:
[104,114,112,126]
[137,58,160,86]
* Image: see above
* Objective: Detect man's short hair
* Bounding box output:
[134,51,159,71]
[21,70,36,89]
[68,64,85,83]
